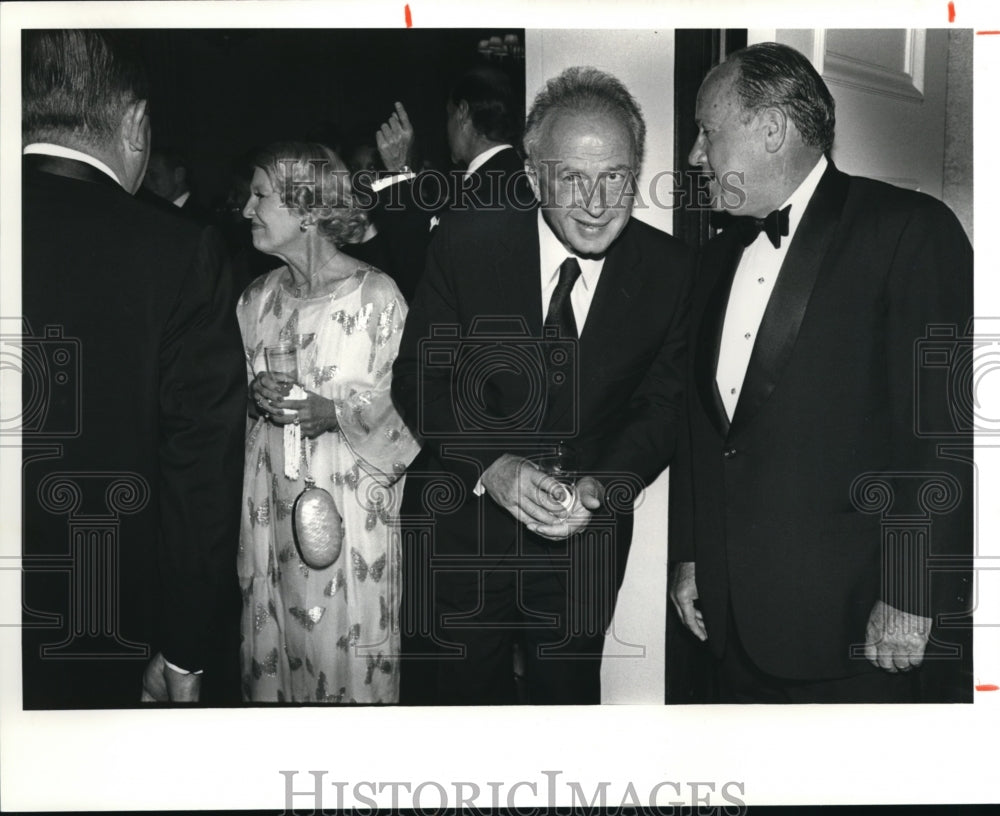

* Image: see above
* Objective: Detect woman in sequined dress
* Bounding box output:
[237,141,419,703]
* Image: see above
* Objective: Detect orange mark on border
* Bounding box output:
[948,2,955,22]
[977,30,1000,34]
[405,4,412,27]
[975,684,999,691]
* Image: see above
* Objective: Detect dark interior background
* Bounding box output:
[130,29,526,209]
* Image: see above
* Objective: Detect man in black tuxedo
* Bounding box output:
[392,66,695,704]
[365,67,534,300]
[21,30,246,707]
[668,42,973,703]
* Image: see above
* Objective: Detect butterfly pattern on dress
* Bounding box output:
[324,569,347,600]
[254,601,270,633]
[258,287,277,324]
[316,671,348,703]
[278,309,299,344]
[313,364,338,387]
[272,474,294,520]
[379,595,388,631]
[364,652,393,685]
[351,548,386,583]
[252,648,279,679]
[246,339,264,370]
[332,302,373,336]
[364,496,392,532]
[289,606,326,631]
[256,443,273,475]
[332,462,361,491]
[267,545,279,586]
[336,623,362,652]
[249,497,270,528]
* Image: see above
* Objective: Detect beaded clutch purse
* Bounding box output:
[293,485,343,569]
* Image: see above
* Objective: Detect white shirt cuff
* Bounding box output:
[163,658,203,676]
[370,171,415,193]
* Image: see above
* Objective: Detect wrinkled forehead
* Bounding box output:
[539,109,635,166]
[696,63,740,119]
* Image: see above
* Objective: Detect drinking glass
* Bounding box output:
[535,442,579,512]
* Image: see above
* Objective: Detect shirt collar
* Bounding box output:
[465,144,514,178]
[537,209,605,290]
[23,143,124,188]
[781,154,828,241]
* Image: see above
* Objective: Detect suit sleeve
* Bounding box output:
[363,176,435,302]
[884,201,973,617]
[591,245,696,494]
[156,226,247,671]
[391,216,523,491]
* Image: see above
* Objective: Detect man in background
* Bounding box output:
[140,149,213,224]
[21,30,246,707]
[366,66,534,300]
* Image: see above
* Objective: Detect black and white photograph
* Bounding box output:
[1,0,998,811]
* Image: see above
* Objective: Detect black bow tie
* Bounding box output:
[711,205,791,249]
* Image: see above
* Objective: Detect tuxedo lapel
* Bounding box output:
[728,164,850,438]
[694,233,744,438]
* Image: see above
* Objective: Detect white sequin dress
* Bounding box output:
[236,265,419,703]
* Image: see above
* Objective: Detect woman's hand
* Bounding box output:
[250,371,295,423]
[276,389,340,439]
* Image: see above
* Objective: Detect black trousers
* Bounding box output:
[400,530,620,705]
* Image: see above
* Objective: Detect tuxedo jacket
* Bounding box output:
[668,163,974,682]
[21,155,247,707]
[363,146,534,301]
[392,204,695,589]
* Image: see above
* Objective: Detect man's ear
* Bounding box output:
[457,99,471,126]
[122,99,150,153]
[760,106,788,154]
[524,159,542,204]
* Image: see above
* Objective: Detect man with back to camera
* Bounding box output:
[668,42,973,703]
[392,66,695,704]
[21,30,246,706]
[365,66,535,300]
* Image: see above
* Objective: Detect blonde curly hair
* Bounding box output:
[254,141,369,247]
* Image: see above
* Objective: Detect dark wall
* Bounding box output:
[131,29,526,208]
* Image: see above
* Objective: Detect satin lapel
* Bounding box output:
[694,233,744,438]
[728,165,850,438]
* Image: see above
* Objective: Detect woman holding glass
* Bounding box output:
[237,141,418,703]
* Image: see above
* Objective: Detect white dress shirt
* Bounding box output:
[537,210,604,333]
[716,155,828,419]
[23,142,123,187]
